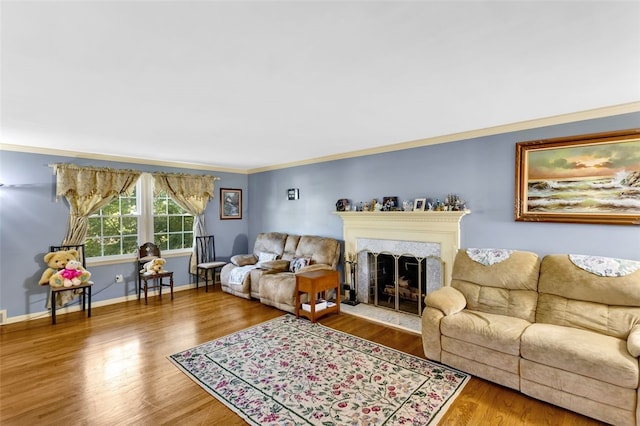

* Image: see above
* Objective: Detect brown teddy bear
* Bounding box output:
[141,258,166,275]
[39,249,83,285]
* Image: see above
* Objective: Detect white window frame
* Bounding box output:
[87,173,192,266]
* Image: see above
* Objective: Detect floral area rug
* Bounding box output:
[169,315,469,425]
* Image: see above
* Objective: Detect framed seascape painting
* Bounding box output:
[515,129,640,225]
[220,188,242,220]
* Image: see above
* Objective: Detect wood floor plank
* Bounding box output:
[0,289,604,425]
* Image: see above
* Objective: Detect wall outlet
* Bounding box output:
[115,274,124,283]
[0,309,6,324]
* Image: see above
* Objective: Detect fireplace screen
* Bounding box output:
[367,252,443,316]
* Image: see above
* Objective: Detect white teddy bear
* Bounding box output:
[141,258,166,275]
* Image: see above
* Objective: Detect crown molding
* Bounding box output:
[2,102,638,175]
[248,101,640,174]
[0,143,249,175]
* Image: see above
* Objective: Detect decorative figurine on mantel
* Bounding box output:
[444,194,467,211]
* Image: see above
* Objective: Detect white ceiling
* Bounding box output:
[2,1,639,172]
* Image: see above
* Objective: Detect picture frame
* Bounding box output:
[382,196,399,211]
[220,188,242,220]
[515,129,640,225]
[413,198,426,211]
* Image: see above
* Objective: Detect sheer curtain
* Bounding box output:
[53,164,141,245]
[152,172,219,274]
[49,164,140,308]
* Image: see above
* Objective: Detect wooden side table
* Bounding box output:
[295,270,340,323]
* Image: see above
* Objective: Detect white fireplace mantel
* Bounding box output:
[334,210,470,287]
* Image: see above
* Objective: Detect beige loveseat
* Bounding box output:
[220,232,341,313]
[422,248,640,425]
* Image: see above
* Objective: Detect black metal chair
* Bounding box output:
[195,235,226,292]
[48,244,92,324]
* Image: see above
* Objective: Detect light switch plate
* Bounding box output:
[287,188,299,200]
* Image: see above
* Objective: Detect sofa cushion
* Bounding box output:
[252,232,288,258]
[539,254,640,306]
[259,272,300,313]
[537,254,640,339]
[452,249,540,291]
[230,254,256,267]
[289,257,310,273]
[521,323,639,389]
[260,260,289,273]
[536,294,640,339]
[294,236,340,269]
[282,235,301,261]
[441,309,531,356]
[256,251,278,266]
[521,362,637,426]
[442,336,520,374]
[451,249,540,322]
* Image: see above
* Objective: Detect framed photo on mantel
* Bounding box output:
[515,129,640,225]
[220,188,242,220]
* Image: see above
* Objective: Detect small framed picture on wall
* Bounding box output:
[220,188,242,220]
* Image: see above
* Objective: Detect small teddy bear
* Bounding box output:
[50,259,92,288]
[51,260,89,287]
[141,258,166,275]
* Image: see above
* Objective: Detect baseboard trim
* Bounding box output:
[1,283,198,325]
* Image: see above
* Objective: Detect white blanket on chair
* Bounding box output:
[228,264,259,285]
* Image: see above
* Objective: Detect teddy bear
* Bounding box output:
[50,259,91,288]
[39,249,83,285]
[141,258,166,275]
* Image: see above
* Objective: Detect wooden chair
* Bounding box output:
[137,242,174,304]
[48,244,93,324]
[195,235,226,292]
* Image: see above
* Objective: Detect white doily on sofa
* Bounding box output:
[569,254,640,277]
[466,248,514,266]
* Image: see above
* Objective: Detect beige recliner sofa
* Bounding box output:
[220,232,341,313]
[423,248,640,425]
[220,232,288,299]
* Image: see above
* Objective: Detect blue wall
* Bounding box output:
[249,112,640,260]
[0,151,248,319]
[2,112,639,320]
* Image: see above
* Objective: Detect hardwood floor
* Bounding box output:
[1,288,604,425]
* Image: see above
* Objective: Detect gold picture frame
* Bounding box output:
[220,188,242,220]
[515,129,640,225]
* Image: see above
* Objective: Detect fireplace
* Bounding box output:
[364,250,444,315]
[334,210,469,310]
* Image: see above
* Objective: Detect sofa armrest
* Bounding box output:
[231,254,257,267]
[296,264,332,274]
[260,260,290,273]
[628,324,640,357]
[425,286,466,316]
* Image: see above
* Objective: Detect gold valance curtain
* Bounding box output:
[151,172,219,274]
[53,164,141,245]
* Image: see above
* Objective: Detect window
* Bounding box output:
[153,192,194,252]
[86,189,139,258]
[85,174,193,259]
